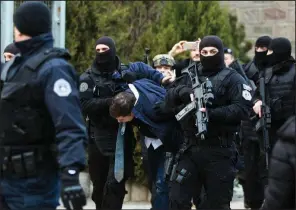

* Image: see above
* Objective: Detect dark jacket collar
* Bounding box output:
[14,33,54,57]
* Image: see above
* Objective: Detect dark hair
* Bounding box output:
[109,92,136,118]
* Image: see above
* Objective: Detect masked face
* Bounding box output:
[200,46,224,70]
[95,44,114,64]
[94,36,117,72]
[3,52,15,62]
[253,36,272,69]
[199,35,225,71]
[254,47,268,69]
[265,37,292,67]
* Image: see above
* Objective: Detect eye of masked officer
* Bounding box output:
[96,44,110,53]
[200,47,219,56]
[199,35,225,71]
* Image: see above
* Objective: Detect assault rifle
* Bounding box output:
[175,62,214,140]
[254,70,271,169]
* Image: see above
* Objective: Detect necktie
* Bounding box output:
[114,123,126,182]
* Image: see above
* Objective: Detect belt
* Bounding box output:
[190,133,235,148]
[0,145,57,178]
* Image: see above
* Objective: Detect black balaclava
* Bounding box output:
[4,43,20,55]
[199,36,225,72]
[95,36,116,72]
[265,37,292,67]
[13,1,51,37]
[254,36,272,68]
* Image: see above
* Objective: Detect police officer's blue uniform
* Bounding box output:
[0,32,87,210]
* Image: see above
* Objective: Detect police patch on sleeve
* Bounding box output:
[242,90,252,101]
[243,84,252,91]
[53,78,72,97]
[79,82,88,92]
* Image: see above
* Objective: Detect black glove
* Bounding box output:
[153,102,174,116]
[122,71,146,83]
[93,85,114,97]
[61,167,86,210]
[165,85,192,108]
[178,87,192,104]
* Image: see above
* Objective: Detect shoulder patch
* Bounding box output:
[53,78,72,97]
[242,90,252,101]
[79,82,88,92]
[243,84,252,91]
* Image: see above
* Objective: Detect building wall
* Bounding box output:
[220,1,295,58]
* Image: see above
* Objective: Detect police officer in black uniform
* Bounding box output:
[260,115,296,210]
[244,36,272,81]
[160,35,252,210]
[252,37,296,157]
[238,36,272,209]
[79,36,135,210]
[0,2,87,210]
[244,37,296,210]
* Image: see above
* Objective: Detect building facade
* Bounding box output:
[220,1,295,58]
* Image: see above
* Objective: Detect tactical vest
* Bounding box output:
[205,68,234,107]
[0,48,71,149]
[183,64,237,134]
[208,68,243,135]
[85,63,129,156]
[264,63,296,123]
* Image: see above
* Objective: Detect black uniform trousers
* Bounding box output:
[238,140,267,209]
[88,142,128,210]
[169,141,237,210]
[239,126,279,209]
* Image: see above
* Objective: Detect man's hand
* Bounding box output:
[199,108,206,112]
[61,167,86,210]
[161,70,176,84]
[253,100,262,118]
[168,41,187,57]
[161,74,173,85]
